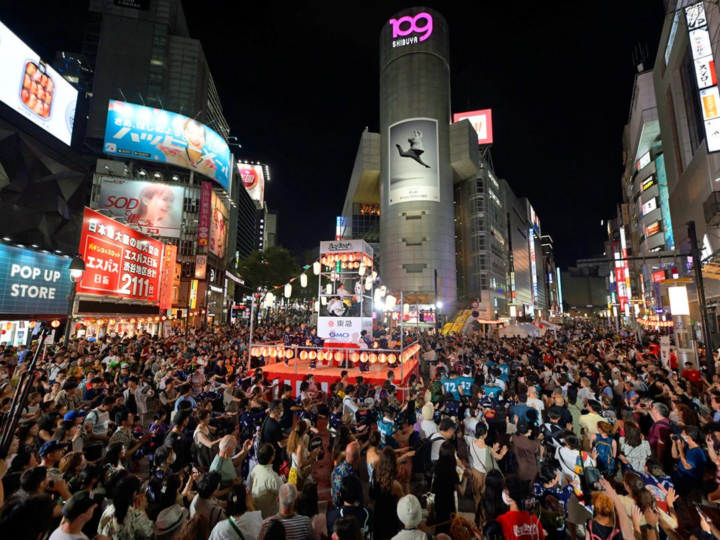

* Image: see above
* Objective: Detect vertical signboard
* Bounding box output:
[159,244,177,310]
[660,336,671,368]
[198,182,212,248]
[388,118,440,205]
[77,208,163,302]
[685,2,720,152]
[529,229,539,302]
[190,279,198,309]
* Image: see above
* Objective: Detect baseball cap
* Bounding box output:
[39,440,70,456]
[62,490,97,520]
[397,494,422,527]
[64,410,87,422]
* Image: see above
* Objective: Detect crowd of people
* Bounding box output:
[0,318,719,540]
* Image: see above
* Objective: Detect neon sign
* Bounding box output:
[389,12,433,47]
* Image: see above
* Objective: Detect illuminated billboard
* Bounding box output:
[237,163,265,204]
[97,178,184,238]
[77,208,164,303]
[103,100,232,191]
[642,197,658,216]
[0,21,78,145]
[388,118,439,205]
[646,221,661,238]
[210,192,229,259]
[453,109,493,145]
[685,2,720,153]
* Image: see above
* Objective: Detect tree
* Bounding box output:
[238,246,301,292]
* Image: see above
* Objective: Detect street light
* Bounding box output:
[64,255,85,344]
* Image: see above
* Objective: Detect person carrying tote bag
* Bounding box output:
[467,423,507,508]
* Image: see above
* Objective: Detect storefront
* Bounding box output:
[0,243,74,345]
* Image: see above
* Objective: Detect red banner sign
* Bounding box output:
[198,182,212,248]
[77,208,163,302]
[652,270,666,283]
[159,244,177,310]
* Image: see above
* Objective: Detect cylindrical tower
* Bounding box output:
[379,7,457,314]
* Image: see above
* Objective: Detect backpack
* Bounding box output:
[593,435,615,474]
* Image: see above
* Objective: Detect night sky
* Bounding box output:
[0,1,668,268]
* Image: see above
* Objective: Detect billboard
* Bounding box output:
[210,192,229,258]
[388,118,439,205]
[0,244,73,316]
[77,208,163,303]
[237,163,265,204]
[453,109,493,145]
[159,244,177,310]
[0,21,78,145]
[103,100,232,191]
[317,316,373,343]
[97,178,184,238]
[197,182,212,248]
[642,197,658,216]
[685,2,720,153]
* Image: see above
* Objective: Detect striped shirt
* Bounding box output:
[257,513,313,540]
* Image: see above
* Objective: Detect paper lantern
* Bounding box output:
[334,352,344,362]
[388,354,396,364]
[286,349,294,359]
[378,353,387,363]
[359,264,366,276]
[277,349,286,359]
[341,262,347,269]
[300,274,308,287]
[269,348,278,358]
[371,271,378,280]
[326,284,333,295]
[385,295,397,309]
[313,262,321,275]
[365,277,373,291]
[262,347,270,357]
[373,341,379,349]
[284,284,292,298]
[309,351,317,360]
[315,301,320,312]
[351,352,360,362]
[369,353,377,364]
[321,297,328,306]
[300,350,308,360]
[349,254,355,262]
[360,352,369,363]
[379,286,387,297]
[341,254,348,262]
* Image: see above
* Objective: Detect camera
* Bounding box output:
[670,434,679,441]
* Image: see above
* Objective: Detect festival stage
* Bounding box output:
[261,356,420,397]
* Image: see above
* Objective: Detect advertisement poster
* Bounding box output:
[210,192,229,258]
[77,208,163,303]
[453,109,493,145]
[388,118,439,205]
[0,21,78,145]
[159,244,177,310]
[660,336,671,368]
[0,244,73,315]
[237,163,265,204]
[198,182,212,248]
[194,254,207,280]
[103,100,232,191]
[98,178,184,238]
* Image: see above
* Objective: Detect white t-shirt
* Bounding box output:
[527,397,545,414]
[343,396,359,417]
[420,419,438,440]
[209,511,263,540]
[48,528,88,540]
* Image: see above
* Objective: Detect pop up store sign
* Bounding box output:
[0,244,73,315]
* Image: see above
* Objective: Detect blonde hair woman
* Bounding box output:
[287,420,318,489]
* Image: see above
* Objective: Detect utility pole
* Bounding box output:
[688,221,715,376]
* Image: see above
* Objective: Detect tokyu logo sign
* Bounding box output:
[328,242,352,251]
[389,12,433,48]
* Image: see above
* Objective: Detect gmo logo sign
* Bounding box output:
[329,332,350,339]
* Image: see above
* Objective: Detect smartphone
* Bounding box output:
[694,503,711,523]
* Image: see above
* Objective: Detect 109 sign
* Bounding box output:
[389,12,433,47]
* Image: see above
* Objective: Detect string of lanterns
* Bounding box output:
[249,342,421,364]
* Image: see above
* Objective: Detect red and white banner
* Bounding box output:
[159,244,177,310]
[77,208,163,302]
